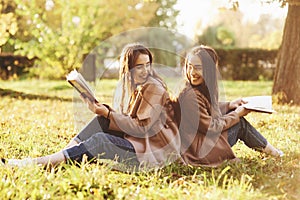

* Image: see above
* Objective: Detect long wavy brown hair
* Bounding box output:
[113,43,166,114]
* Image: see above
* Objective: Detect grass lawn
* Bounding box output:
[0,79,299,199]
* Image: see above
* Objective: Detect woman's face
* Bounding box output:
[187,54,203,86]
[132,53,151,85]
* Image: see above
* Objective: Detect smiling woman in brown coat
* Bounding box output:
[3,43,181,169]
[173,45,283,167]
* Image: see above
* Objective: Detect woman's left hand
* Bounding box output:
[229,98,248,110]
[83,97,109,117]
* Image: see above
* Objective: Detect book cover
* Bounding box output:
[242,96,275,114]
[66,69,98,103]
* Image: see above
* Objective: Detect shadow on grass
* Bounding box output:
[50,84,71,91]
[0,88,72,102]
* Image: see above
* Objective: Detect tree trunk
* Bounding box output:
[272,2,300,105]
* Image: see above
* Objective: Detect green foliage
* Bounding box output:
[0,79,299,199]
[198,24,235,48]
[12,0,178,79]
[198,25,220,47]
[0,1,18,49]
[197,9,284,49]
[216,26,235,47]
[147,0,179,30]
[216,48,278,80]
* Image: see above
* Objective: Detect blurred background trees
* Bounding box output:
[1,0,298,105]
[1,0,285,79]
[196,7,284,49]
[195,0,300,105]
[1,0,180,79]
[0,1,18,51]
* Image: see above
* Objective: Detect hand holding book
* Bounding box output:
[66,69,98,103]
[66,70,111,118]
[241,96,275,114]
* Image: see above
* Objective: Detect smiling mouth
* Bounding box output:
[141,73,148,78]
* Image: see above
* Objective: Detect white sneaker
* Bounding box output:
[276,149,284,157]
[7,158,35,167]
[263,143,284,157]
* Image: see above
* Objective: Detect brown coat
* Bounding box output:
[174,84,239,167]
[108,76,181,167]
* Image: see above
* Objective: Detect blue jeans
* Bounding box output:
[227,117,267,151]
[63,116,139,165]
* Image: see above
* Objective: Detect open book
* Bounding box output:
[66,69,98,103]
[242,96,275,114]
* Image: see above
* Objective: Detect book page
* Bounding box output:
[66,69,98,103]
[242,96,275,114]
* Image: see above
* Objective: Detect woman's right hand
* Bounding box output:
[229,98,248,110]
[234,106,251,117]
